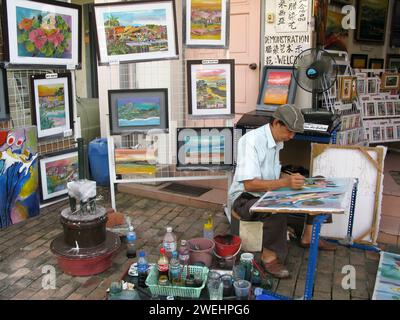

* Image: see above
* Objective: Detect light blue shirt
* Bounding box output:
[228,124,283,207]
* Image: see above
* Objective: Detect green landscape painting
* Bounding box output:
[117,97,161,127]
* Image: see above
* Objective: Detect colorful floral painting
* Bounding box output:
[0,127,39,229]
[373,251,400,300]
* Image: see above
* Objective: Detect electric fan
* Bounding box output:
[293,48,338,111]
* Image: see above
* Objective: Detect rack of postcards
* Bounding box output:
[354,68,400,144]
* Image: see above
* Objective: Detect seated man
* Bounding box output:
[228,104,336,279]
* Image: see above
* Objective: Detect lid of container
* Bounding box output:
[172,251,178,258]
[127,232,136,241]
[160,247,166,254]
[139,250,145,257]
[166,226,172,233]
[158,275,168,284]
[181,239,187,245]
[203,222,213,230]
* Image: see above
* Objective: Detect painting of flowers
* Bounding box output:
[184,0,229,47]
[187,59,235,117]
[39,149,79,202]
[94,1,178,64]
[31,73,73,139]
[3,0,81,67]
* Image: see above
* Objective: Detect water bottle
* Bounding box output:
[169,251,182,286]
[137,250,148,288]
[178,239,190,266]
[163,226,177,259]
[126,226,136,258]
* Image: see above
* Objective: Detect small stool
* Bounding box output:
[231,210,263,252]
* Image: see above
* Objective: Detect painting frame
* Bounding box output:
[93,0,179,65]
[2,0,82,68]
[187,59,235,117]
[351,54,368,69]
[30,72,73,140]
[0,68,10,120]
[183,0,229,48]
[176,127,233,170]
[256,65,298,112]
[368,58,384,70]
[390,0,400,47]
[38,148,79,203]
[355,0,389,44]
[108,88,169,135]
[386,54,400,72]
[381,73,400,90]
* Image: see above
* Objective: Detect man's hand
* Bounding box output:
[283,173,305,189]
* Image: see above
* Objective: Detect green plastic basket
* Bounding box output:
[145,265,209,299]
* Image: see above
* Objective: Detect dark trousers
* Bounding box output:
[232,192,332,260]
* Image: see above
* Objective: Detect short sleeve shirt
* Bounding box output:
[228,124,283,206]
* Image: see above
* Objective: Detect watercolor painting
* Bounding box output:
[324,8,348,51]
[0,127,39,229]
[250,178,353,213]
[195,67,227,109]
[117,96,161,127]
[39,150,79,201]
[184,135,225,164]
[184,0,228,47]
[356,0,389,43]
[38,83,66,130]
[94,1,178,64]
[114,148,156,175]
[372,251,400,300]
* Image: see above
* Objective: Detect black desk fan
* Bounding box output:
[292,48,340,135]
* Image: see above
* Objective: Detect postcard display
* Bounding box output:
[0,0,82,207]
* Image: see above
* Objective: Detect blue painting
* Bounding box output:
[0,126,40,229]
[117,97,161,127]
[373,251,400,300]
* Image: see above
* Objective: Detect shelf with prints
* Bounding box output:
[363,118,400,143]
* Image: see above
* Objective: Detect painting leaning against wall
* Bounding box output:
[0,126,40,229]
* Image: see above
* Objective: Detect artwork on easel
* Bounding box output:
[372,251,400,300]
[250,178,353,214]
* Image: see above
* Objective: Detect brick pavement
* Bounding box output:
[0,187,383,300]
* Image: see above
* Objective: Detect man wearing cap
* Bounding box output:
[229,104,336,279]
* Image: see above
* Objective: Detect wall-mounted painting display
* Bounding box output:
[2,0,82,67]
[324,8,348,52]
[176,127,233,170]
[93,0,178,65]
[256,66,298,112]
[187,59,234,117]
[390,0,400,47]
[183,0,229,48]
[39,149,79,202]
[351,54,368,69]
[369,58,384,69]
[108,88,169,135]
[0,126,39,229]
[355,0,389,44]
[30,73,73,140]
[386,54,400,72]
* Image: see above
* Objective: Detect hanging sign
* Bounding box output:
[275,0,308,33]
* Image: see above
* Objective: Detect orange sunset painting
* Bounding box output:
[263,71,292,105]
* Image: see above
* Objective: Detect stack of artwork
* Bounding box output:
[372,251,400,300]
[0,126,39,229]
[114,148,157,176]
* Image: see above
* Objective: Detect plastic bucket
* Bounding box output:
[88,138,110,186]
[188,238,215,267]
[214,234,242,257]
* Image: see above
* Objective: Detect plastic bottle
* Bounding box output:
[137,250,148,288]
[163,226,177,258]
[157,247,169,280]
[178,239,190,266]
[203,214,214,240]
[126,226,137,258]
[169,251,182,286]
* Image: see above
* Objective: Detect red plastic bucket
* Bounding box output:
[214,234,242,257]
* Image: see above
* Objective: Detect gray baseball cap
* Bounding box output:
[272,104,304,133]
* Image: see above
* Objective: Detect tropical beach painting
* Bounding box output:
[39,149,79,202]
[117,97,161,127]
[0,126,39,229]
[4,0,81,66]
[94,1,178,64]
[31,74,72,139]
[184,0,228,47]
[372,251,400,300]
[187,59,234,116]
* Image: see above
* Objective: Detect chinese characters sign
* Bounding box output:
[275,0,308,32]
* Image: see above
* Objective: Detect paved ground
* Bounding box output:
[0,187,387,300]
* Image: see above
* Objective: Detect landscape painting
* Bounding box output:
[263,71,292,105]
[372,251,400,300]
[0,127,39,229]
[31,74,72,139]
[94,1,178,64]
[184,0,228,47]
[114,149,156,175]
[250,177,354,214]
[356,0,389,43]
[187,59,234,117]
[183,135,225,164]
[4,0,81,66]
[39,149,79,202]
[108,88,168,134]
[324,8,348,51]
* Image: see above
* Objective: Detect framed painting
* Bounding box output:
[390,0,400,47]
[39,148,79,202]
[2,0,82,68]
[187,59,234,117]
[93,0,178,65]
[355,0,389,44]
[176,127,233,170]
[108,88,169,135]
[351,54,368,69]
[340,76,353,101]
[381,73,400,90]
[324,8,348,52]
[368,58,384,69]
[183,0,229,48]
[386,54,400,72]
[256,66,298,112]
[30,73,73,140]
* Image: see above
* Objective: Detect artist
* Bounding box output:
[229,104,336,279]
